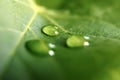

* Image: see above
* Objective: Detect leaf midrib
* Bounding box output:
[1,9,38,77]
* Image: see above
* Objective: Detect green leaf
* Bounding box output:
[1,0,120,80]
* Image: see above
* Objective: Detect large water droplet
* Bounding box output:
[66,35,90,48]
[25,40,56,57]
[42,25,59,36]
[25,39,49,56]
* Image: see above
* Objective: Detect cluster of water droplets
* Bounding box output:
[25,25,90,57]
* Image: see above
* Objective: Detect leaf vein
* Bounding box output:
[1,12,38,76]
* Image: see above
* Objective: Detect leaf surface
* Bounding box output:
[1,0,120,80]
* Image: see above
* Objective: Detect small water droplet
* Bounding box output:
[42,25,59,36]
[66,35,90,48]
[48,50,55,56]
[25,39,49,56]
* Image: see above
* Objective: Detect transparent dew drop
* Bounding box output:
[66,35,90,48]
[25,39,49,56]
[42,25,59,36]
[26,39,56,57]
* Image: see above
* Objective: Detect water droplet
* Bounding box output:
[48,50,55,56]
[42,25,59,36]
[25,40,56,57]
[25,39,49,56]
[66,35,90,48]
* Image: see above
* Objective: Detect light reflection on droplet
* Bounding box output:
[84,41,90,46]
[48,50,55,56]
[84,36,90,40]
[55,31,59,35]
[48,43,56,48]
